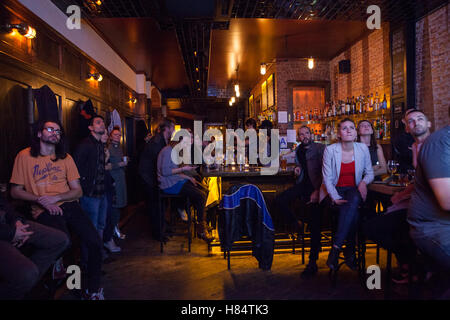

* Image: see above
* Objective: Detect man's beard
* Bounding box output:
[41,136,60,145]
[301,138,311,146]
[411,126,427,137]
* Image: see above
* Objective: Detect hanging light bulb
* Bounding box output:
[236,90,240,97]
[308,57,315,69]
[231,96,235,103]
[234,84,239,92]
[229,100,233,106]
[260,63,266,75]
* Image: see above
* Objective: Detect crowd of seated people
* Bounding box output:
[2,116,130,300]
[2,109,448,300]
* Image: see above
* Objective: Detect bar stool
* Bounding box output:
[158,191,192,253]
[327,204,367,288]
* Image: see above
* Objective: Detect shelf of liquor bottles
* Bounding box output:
[293,108,392,145]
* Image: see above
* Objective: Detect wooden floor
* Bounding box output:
[60,206,414,300]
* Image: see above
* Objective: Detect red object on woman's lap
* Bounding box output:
[336,161,356,187]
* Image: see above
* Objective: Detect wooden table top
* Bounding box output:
[368,182,406,195]
[201,165,295,178]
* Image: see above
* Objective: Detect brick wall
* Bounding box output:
[330,24,391,105]
[416,4,449,131]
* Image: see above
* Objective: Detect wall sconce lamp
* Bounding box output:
[87,73,103,81]
[308,57,315,69]
[2,23,36,39]
[260,63,266,75]
[128,97,137,103]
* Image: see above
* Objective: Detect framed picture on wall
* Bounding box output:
[267,74,274,108]
[261,81,267,111]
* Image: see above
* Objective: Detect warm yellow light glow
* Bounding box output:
[97,74,103,82]
[23,26,36,39]
[236,90,240,97]
[195,67,199,72]
[260,63,266,75]
[96,0,102,5]
[308,58,314,69]
[229,100,233,106]
[231,97,235,103]
[174,125,181,132]
[234,84,239,92]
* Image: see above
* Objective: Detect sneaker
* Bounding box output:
[104,239,121,253]
[301,261,318,279]
[83,288,105,300]
[114,226,126,240]
[177,207,188,222]
[52,257,66,280]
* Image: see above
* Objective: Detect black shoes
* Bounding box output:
[301,261,318,279]
[327,247,341,271]
[344,253,358,271]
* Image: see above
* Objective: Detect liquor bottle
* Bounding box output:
[374,120,380,139]
[358,96,363,114]
[365,95,370,113]
[300,111,305,121]
[309,110,312,121]
[332,101,336,116]
[381,93,387,110]
[351,96,355,115]
[345,98,350,115]
[374,92,379,111]
[369,93,374,112]
[341,100,346,116]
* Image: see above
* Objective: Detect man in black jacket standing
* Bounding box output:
[139,118,175,241]
[74,115,108,240]
[274,126,325,278]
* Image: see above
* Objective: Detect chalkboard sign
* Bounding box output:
[392,28,405,96]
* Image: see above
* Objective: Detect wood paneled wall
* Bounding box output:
[0,0,143,182]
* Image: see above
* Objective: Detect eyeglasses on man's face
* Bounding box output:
[43,127,62,135]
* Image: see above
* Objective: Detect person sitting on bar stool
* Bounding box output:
[407,125,450,299]
[157,137,214,243]
[274,126,325,278]
[321,118,374,271]
[364,109,432,284]
[139,118,175,242]
[357,120,387,180]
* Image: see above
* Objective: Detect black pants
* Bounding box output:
[363,209,416,265]
[36,201,103,293]
[145,184,162,239]
[178,181,208,223]
[0,221,69,299]
[274,182,323,261]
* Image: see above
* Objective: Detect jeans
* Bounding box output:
[410,224,450,271]
[0,221,69,299]
[103,187,121,243]
[36,201,103,293]
[331,186,362,251]
[80,195,108,231]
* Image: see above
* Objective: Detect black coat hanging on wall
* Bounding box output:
[33,85,59,122]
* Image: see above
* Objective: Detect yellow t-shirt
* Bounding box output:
[10,147,80,219]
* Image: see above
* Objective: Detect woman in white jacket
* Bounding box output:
[322,118,374,271]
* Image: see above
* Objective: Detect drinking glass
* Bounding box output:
[387,160,399,181]
[407,169,416,184]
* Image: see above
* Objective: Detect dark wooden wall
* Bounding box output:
[0,0,144,185]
